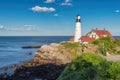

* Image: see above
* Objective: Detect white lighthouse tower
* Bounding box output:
[74,14,81,42]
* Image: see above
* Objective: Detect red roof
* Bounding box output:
[95,30,111,38]
[80,36,95,42]
[87,29,114,39]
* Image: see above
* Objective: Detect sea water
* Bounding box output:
[0,36,72,69]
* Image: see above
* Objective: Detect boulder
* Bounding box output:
[34,43,72,65]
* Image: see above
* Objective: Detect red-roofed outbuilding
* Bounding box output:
[70,28,114,44]
[86,28,114,39]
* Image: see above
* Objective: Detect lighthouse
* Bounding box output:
[74,14,81,42]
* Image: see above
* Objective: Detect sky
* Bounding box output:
[0,0,120,36]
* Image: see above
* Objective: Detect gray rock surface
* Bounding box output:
[33,43,72,65]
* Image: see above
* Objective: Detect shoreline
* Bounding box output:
[0,58,33,75]
[0,43,71,80]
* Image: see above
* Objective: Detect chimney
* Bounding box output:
[96,28,98,30]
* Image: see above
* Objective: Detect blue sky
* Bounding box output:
[0,0,120,36]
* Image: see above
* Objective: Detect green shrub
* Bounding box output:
[107,62,120,79]
[57,53,120,80]
[117,51,120,54]
[92,37,120,54]
[61,42,79,49]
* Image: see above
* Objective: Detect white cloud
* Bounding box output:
[44,0,55,3]
[61,3,72,6]
[23,25,36,31]
[0,25,37,31]
[115,10,120,13]
[7,28,22,31]
[65,0,70,3]
[0,25,5,30]
[24,25,35,27]
[54,14,59,16]
[31,6,55,12]
[61,0,72,6]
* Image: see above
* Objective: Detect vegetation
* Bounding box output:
[61,42,80,59]
[92,37,120,55]
[61,42,79,49]
[57,53,120,80]
[58,38,120,80]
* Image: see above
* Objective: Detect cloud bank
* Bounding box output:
[0,25,5,30]
[0,25,38,31]
[115,10,120,13]
[61,0,72,6]
[44,0,55,3]
[31,6,55,12]
[54,14,59,16]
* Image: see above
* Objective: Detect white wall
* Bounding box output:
[87,31,99,39]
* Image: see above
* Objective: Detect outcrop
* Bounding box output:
[0,43,99,80]
[0,43,72,80]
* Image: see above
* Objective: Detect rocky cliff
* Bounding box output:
[24,43,72,67]
[0,42,99,80]
[1,43,73,80]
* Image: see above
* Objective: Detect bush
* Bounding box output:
[61,42,79,49]
[107,62,120,79]
[117,51,120,54]
[57,53,120,80]
[92,37,120,54]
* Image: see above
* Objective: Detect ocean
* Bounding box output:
[0,36,72,69]
[114,36,120,39]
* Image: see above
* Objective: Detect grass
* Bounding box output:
[60,42,80,59]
